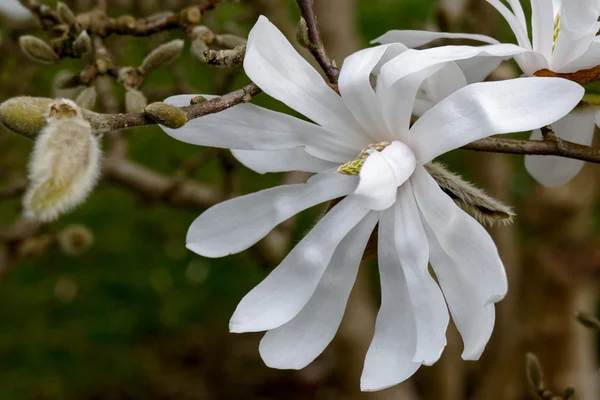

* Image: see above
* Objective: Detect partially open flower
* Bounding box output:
[23,99,102,222]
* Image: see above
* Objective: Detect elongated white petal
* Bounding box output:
[259,212,379,369]
[410,77,584,164]
[420,62,467,107]
[455,56,504,83]
[525,108,596,187]
[531,0,555,59]
[339,44,406,141]
[230,196,370,333]
[163,95,358,163]
[552,27,600,71]
[361,209,420,391]
[187,172,357,258]
[559,0,600,40]
[486,0,532,49]
[372,30,499,47]
[231,148,337,174]
[354,141,416,211]
[395,182,449,365]
[244,16,366,140]
[561,37,600,72]
[411,165,502,359]
[506,0,528,33]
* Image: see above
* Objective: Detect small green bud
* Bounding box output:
[125,88,148,113]
[190,95,207,105]
[19,35,59,64]
[296,17,310,49]
[0,97,53,138]
[139,39,184,74]
[72,30,91,56]
[56,2,76,26]
[145,102,188,129]
[525,353,544,393]
[75,86,97,110]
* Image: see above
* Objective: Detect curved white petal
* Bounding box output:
[163,95,358,163]
[506,0,528,33]
[525,107,596,187]
[338,44,406,141]
[244,16,366,141]
[552,26,600,71]
[395,182,449,365]
[411,165,502,359]
[410,77,584,164]
[455,56,504,83]
[231,148,337,174]
[561,37,600,72]
[361,209,420,391]
[230,196,370,333]
[372,30,499,47]
[486,0,532,49]
[420,62,467,107]
[531,0,555,59]
[187,172,357,258]
[258,212,379,369]
[354,141,416,211]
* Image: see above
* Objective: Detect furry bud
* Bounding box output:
[74,86,96,110]
[125,88,147,113]
[23,99,102,222]
[56,2,76,26]
[191,39,209,64]
[214,34,247,49]
[145,102,188,129]
[57,224,94,256]
[72,30,91,56]
[525,353,544,392]
[0,96,53,138]
[139,39,184,74]
[19,35,59,64]
[296,17,310,49]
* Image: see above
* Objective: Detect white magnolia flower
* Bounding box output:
[161,16,583,391]
[375,0,600,187]
[0,0,32,21]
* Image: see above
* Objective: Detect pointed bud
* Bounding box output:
[75,86,96,110]
[425,162,515,225]
[23,99,102,222]
[525,353,544,393]
[19,35,59,64]
[190,26,214,44]
[57,224,94,256]
[139,39,184,74]
[191,39,209,64]
[0,97,53,138]
[72,30,91,56]
[214,34,247,49]
[56,2,76,26]
[145,102,188,129]
[296,17,310,49]
[125,88,147,113]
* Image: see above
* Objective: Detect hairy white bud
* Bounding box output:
[23,99,102,222]
[19,35,59,64]
[139,39,184,74]
[72,30,92,56]
[125,88,147,113]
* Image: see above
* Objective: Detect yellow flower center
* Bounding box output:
[553,13,561,52]
[337,141,391,175]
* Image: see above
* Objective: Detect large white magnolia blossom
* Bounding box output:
[376,0,600,187]
[161,16,583,391]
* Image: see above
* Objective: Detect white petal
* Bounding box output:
[372,30,499,47]
[411,165,503,359]
[506,0,528,33]
[231,148,337,174]
[420,62,467,106]
[0,0,31,20]
[354,141,417,211]
[552,26,600,71]
[361,209,420,391]
[525,107,596,187]
[230,196,370,333]
[258,212,379,369]
[486,0,532,49]
[338,44,406,141]
[162,95,358,163]
[531,0,555,59]
[187,172,357,258]
[244,16,366,140]
[455,56,504,83]
[561,37,600,72]
[409,77,584,164]
[395,182,449,365]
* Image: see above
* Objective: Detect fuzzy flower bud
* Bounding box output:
[145,102,188,129]
[75,86,97,110]
[0,96,53,138]
[23,99,102,222]
[296,17,310,49]
[57,224,94,256]
[125,88,147,113]
[139,39,184,75]
[56,2,76,26]
[72,30,92,56]
[19,35,59,64]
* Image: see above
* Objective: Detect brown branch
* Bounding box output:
[296,0,340,83]
[534,65,600,85]
[462,136,600,163]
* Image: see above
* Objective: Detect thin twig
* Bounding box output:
[296,0,340,83]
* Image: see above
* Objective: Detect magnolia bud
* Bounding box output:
[214,34,247,49]
[23,99,102,222]
[190,26,214,44]
[125,88,147,113]
[145,102,188,129]
[56,2,76,26]
[139,39,184,74]
[525,353,544,393]
[75,86,97,110]
[296,17,310,49]
[0,97,53,138]
[54,71,82,90]
[19,35,59,64]
[57,224,94,256]
[72,30,91,56]
[191,39,209,64]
